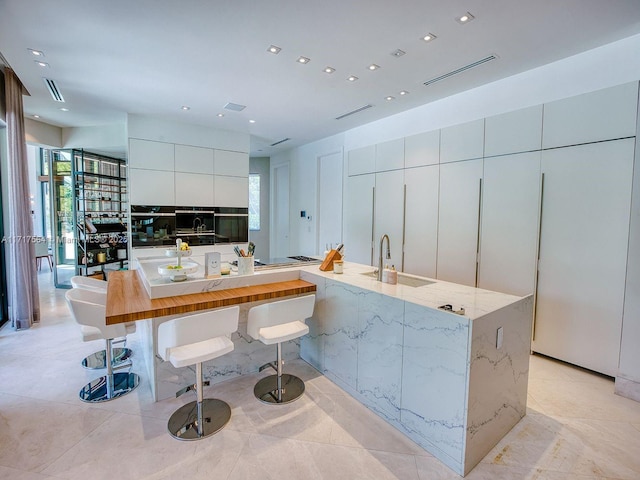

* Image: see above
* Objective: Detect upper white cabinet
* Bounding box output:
[175,172,214,206]
[344,174,375,265]
[375,138,404,172]
[404,130,439,168]
[403,165,439,278]
[129,168,175,205]
[485,105,543,157]
[533,138,634,376]
[348,145,375,176]
[214,175,248,207]
[214,150,249,177]
[128,139,174,171]
[440,119,485,164]
[478,152,541,296]
[373,170,405,270]
[437,159,483,286]
[174,144,214,174]
[542,82,639,149]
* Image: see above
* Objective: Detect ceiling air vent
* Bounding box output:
[335,104,373,120]
[270,138,291,147]
[423,55,498,86]
[224,102,246,112]
[43,78,64,102]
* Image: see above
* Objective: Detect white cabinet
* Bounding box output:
[478,152,541,296]
[129,168,175,205]
[373,170,405,270]
[175,172,214,206]
[484,105,543,157]
[437,159,483,286]
[403,165,439,277]
[533,138,634,376]
[404,129,439,168]
[542,82,639,149]
[348,145,375,176]
[213,150,249,177]
[214,175,248,207]
[128,139,174,171]
[174,144,214,174]
[440,119,484,163]
[375,138,404,172]
[344,174,374,265]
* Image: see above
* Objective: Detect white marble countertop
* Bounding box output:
[135,257,527,320]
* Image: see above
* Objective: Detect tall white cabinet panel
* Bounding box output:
[440,119,484,163]
[484,105,543,157]
[129,168,175,205]
[533,138,634,376]
[478,152,541,296]
[128,139,174,171]
[348,145,375,176]
[373,170,405,271]
[404,129,439,168]
[214,175,248,207]
[175,172,214,206]
[375,138,404,172]
[344,174,374,265]
[174,144,214,174]
[437,159,483,286]
[403,165,439,277]
[542,82,639,149]
[213,150,249,177]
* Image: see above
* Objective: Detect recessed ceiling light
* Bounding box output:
[456,12,475,24]
[217,113,224,118]
[390,49,406,58]
[347,75,359,82]
[324,66,335,74]
[33,114,40,118]
[385,96,395,101]
[249,119,256,124]
[399,90,409,96]
[35,60,49,67]
[297,56,310,64]
[421,33,437,42]
[181,106,190,111]
[267,45,281,54]
[368,64,380,71]
[60,107,69,112]
[28,48,44,57]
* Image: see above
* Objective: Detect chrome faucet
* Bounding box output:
[193,216,202,231]
[378,234,391,281]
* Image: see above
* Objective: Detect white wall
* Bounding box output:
[24,118,62,148]
[62,124,126,154]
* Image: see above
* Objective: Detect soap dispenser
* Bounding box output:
[387,265,398,285]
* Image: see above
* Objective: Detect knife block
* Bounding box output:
[319,249,342,271]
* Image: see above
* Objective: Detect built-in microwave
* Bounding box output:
[214,207,248,244]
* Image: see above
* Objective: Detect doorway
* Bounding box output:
[316,150,343,255]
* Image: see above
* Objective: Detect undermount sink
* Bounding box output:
[359,270,434,288]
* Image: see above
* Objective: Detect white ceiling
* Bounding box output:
[1,0,640,157]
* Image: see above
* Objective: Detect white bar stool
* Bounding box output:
[157,306,239,441]
[247,294,315,404]
[70,275,133,370]
[65,288,140,402]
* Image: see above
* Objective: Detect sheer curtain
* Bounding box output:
[4,67,40,329]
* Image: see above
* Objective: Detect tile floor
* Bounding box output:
[1,272,640,479]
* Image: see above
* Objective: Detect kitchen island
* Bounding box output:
[119,257,532,477]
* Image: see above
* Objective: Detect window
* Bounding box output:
[249,173,260,230]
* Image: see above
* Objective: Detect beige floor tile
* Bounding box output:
[0,465,55,480]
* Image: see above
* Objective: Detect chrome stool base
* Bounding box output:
[79,372,140,403]
[82,347,132,370]
[167,398,231,441]
[254,374,305,404]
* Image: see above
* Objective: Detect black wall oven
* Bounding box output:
[130,206,176,247]
[214,207,248,244]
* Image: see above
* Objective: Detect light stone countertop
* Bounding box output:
[136,256,528,320]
